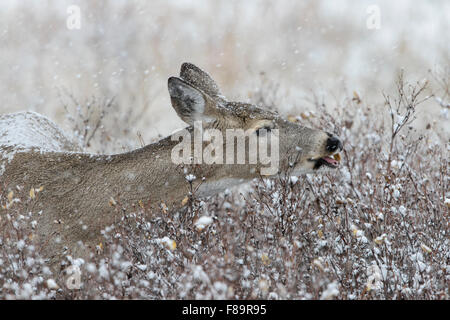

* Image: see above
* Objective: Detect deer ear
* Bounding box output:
[168,77,213,125]
[180,62,222,98]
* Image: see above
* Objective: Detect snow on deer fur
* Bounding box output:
[0,111,81,175]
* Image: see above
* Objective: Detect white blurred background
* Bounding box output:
[0,0,448,151]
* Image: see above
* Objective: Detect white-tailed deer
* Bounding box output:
[0,63,342,270]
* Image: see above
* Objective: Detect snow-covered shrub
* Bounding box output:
[1,73,448,300]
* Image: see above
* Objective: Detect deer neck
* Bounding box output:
[94,135,190,210]
[103,126,248,208]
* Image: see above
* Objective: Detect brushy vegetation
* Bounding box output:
[0,72,448,300]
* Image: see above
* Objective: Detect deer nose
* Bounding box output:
[326,136,343,152]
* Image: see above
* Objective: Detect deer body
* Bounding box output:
[1,63,342,269]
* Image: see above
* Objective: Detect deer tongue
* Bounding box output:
[322,156,339,166]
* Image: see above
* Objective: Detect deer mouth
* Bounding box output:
[310,153,341,170]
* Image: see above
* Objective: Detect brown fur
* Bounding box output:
[1,63,341,270]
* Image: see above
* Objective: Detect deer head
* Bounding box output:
[168,63,343,181]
